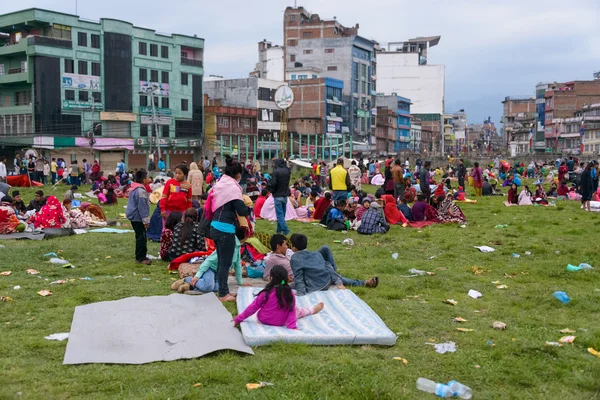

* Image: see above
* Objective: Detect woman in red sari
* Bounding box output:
[382,194,408,225]
[30,196,68,229]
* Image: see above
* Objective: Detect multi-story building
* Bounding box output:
[443,114,453,154]
[375,107,395,155]
[283,6,377,152]
[450,110,467,154]
[376,94,411,152]
[288,77,345,160]
[204,98,257,160]
[204,77,287,162]
[501,96,535,154]
[534,83,551,152]
[377,37,445,153]
[466,124,484,154]
[249,40,284,81]
[581,103,600,155]
[553,102,600,155]
[421,125,433,154]
[0,8,204,169]
[410,119,422,152]
[544,80,600,151]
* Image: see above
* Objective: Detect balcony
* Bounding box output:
[27,35,72,49]
[181,57,203,68]
[0,40,27,56]
[0,68,28,84]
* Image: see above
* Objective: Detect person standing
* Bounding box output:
[160,164,192,225]
[27,157,36,180]
[270,158,291,235]
[116,159,125,175]
[419,161,432,201]
[404,158,410,170]
[416,157,422,173]
[187,162,204,201]
[209,157,249,302]
[158,158,166,172]
[43,159,50,185]
[0,158,6,183]
[50,158,58,185]
[558,161,568,183]
[566,156,575,172]
[202,156,211,171]
[580,162,593,212]
[348,160,362,191]
[319,161,328,188]
[329,158,351,202]
[83,159,91,184]
[126,170,152,265]
[471,162,483,197]
[13,155,21,175]
[457,159,466,189]
[34,157,44,183]
[391,159,405,200]
[591,160,599,193]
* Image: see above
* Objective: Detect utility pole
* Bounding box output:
[89,100,96,155]
[150,91,161,160]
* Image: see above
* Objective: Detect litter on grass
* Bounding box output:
[393,357,409,365]
[545,341,563,347]
[37,290,52,296]
[49,258,69,265]
[26,269,40,275]
[566,263,594,271]
[512,253,520,258]
[13,286,20,290]
[444,299,458,306]
[146,254,159,260]
[468,290,483,299]
[553,291,571,304]
[44,333,69,341]
[1,271,11,276]
[408,268,426,276]
[50,280,66,285]
[559,336,576,344]
[588,348,600,358]
[560,329,576,334]
[1,296,13,301]
[453,317,468,323]
[474,246,495,253]
[43,252,58,257]
[246,382,274,391]
[392,253,399,260]
[492,322,507,330]
[496,285,508,290]
[427,341,457,354]
[525,251,532,255]
[456,328,474,332]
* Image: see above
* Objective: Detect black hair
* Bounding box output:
[336,200,346,208]
[12,190,20,197]
[235,226,246,241]
[70,185,78,191]
[2,196,13,203]
[175,164,189,177]
[270,233,287,252]
[310,190,318,197]
[180,208,198,246]
[474,162,479,167]
[401,197,408,204]
[261,189,268,197]
[324,192,332,200]
[417,193,426,201]
[165,211,182,231]
[35,190,44,197]
[290,233,308,251]
[256,265,294,312]
[134,170,148,184]
[224,157,243,178]
[351,160,357,166]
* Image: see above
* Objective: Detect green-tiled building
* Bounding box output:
[0,8,204,169]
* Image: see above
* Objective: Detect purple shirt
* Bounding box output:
[234,290,298,329]
[412,201,426,221]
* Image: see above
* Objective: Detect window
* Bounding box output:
[65,90,75,101]
[181,99,189,111]
[258,87,274,101]
[78,61,87,75]
[312,74,317,79]
[218,117,229,127]
[77,32,87,47]
[288,39,297,47]
[139,68,147,81]
[181,73,188,85]
[290,54,296,62]
[161,45,168,59]
[91,62,101,76]
[14,91,31,106]
[139,95,148,107]
[92,92,101,103]
[161,97,169,108]
[150,44,158,57]
[361,64,367,79]
[150,70,158,82]
[298,75,308,80]
[0,64,4,76]
[303,49,313,54]
[139,42,147,55]
[64,59,74,73]
[161,71,169,84]
[79,91,88,102]
[140,125,148,137]
[161,125,169,137]
[152,96,158,107]
[289,15,296,22]
[243,118,250,128]
[291,74,296,80]
[327,66,338,71]
[303,31,313,38]
[325,48,335,53]
[91,34,100,49]
[361,81,366,94]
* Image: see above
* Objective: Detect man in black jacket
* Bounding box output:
[270,159,291,235]
[457,159,466,189]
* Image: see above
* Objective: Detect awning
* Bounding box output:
[76,137,134,150]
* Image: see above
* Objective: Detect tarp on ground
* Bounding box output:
[6,174,42,187]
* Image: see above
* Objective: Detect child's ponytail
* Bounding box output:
[180,208,198,246]
[257,265,294,312]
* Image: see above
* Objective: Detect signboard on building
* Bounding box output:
[62,73,100,90]
[301,145,316,155]
[357,110,367,118]
[63,100,104,111]
[327,133,343,139]
[327,123,336,133]
[100,112,137,122]
[274,85,294,110]
[140,81,169,96]
[261,141,280,150]
[139,106,172,116]
[141,115,171,126]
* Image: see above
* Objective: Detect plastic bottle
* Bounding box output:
[416,378,453,398]
[447,380,473,399]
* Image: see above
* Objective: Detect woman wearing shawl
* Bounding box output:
[507,183,518,205]
[436,194,466,224]
[533,184,548,205]
[30,196,68,229]
[348,161,362,191]
[381,194,408,225]
[0,197,20,234]
[187,162,204,201]
[518,185,533,205]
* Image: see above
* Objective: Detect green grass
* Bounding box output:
[1,184,599,399]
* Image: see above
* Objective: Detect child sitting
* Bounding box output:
[64,185,78,201]
[160,211,182,261]
[397,198,413,221]
[233,265,324,330]
[254,189,269,219]
[453,186,466,201]
[357,200,389,235]
[263,233,293,281]
[326,200,348,231]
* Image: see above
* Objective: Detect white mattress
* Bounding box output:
[236,287,397,346]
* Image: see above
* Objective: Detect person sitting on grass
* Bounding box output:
[557,180,568,199]
[27,190,45,212]
[518,185,533,205]
[11,191,26,215]
[160,211,182,261]
[289,233,379,296]
[454,186,467,201]
[355,197,370,221]
[546,182,558,198]
[233,265,324,330]
[357,200,389,235]
[313,191,332,222]
[254,189,269,219]
[263,233,293,282]
[397,197,413,222]
[126,170,152,265]
[64,185,78,201]
[171,227,247,293]
[533,184,549,205]
[507,183,518,205]
[326,200,348,231]
[168,208,206,262]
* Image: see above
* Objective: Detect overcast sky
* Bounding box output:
[3,0,599,125]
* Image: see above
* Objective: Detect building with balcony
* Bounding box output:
[501,96,535,153]
[0,8,205,169]
[204,98,257,160]
[375,107,395,155]
[376,94,411,152]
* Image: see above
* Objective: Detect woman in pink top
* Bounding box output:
[234,265,324,329]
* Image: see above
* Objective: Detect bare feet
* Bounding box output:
[219,294,236,302]
[312,302,325,315]
[178,283,190,293]
[171,279,185,291]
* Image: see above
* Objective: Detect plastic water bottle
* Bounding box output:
[447,380,473,399]
[416,378,453,398]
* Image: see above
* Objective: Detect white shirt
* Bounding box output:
[405,160,409,168]
[0,162,6,178]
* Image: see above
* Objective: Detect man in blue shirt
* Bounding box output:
[116,159,126,174]
[566,156,575,172]
[158,158,166,172]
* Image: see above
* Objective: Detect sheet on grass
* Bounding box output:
[0,232,45,240]
[88,227,134,234]
[236,287,397,347]
[63,293,253,365]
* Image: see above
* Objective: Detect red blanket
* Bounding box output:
[168,238,215,271]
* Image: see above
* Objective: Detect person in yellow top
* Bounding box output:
[50,158,58,185]
[328,159,351,202]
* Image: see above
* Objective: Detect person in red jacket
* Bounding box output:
[160,164,192,227]
[312,191,332,221]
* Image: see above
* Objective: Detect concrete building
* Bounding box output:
[581,103,600,155]
[287,77,346,160]
[283,6,377,152]
[450,110,467,154]
[377,37,445,153]
[0,8,205,169]
[410,119,422,152]
[534,83,551,152]
[204,77,288,162]
[420,124,433,154]
[502,96,536,154]
[250,40,284,81]
[376,94,411,152]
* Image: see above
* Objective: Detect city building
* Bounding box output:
[581,103,600,155]
[501,96,536,154]
[375,107,395,155]
[283,6,377,153]
[544,80,600,151]
[410,119,422,152]
[420,124,433,154]
[534,83,551,152]
[450,110,467,154]
[553,102,600,155]
[376,36,445,153]
[0,8,205,169]
[204,77,288,162]
[249,40,284,81]
[443,114,453,154]
[376,94,411,152]
[287,77,346,160]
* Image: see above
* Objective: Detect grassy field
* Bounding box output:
[0,184,599,399]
